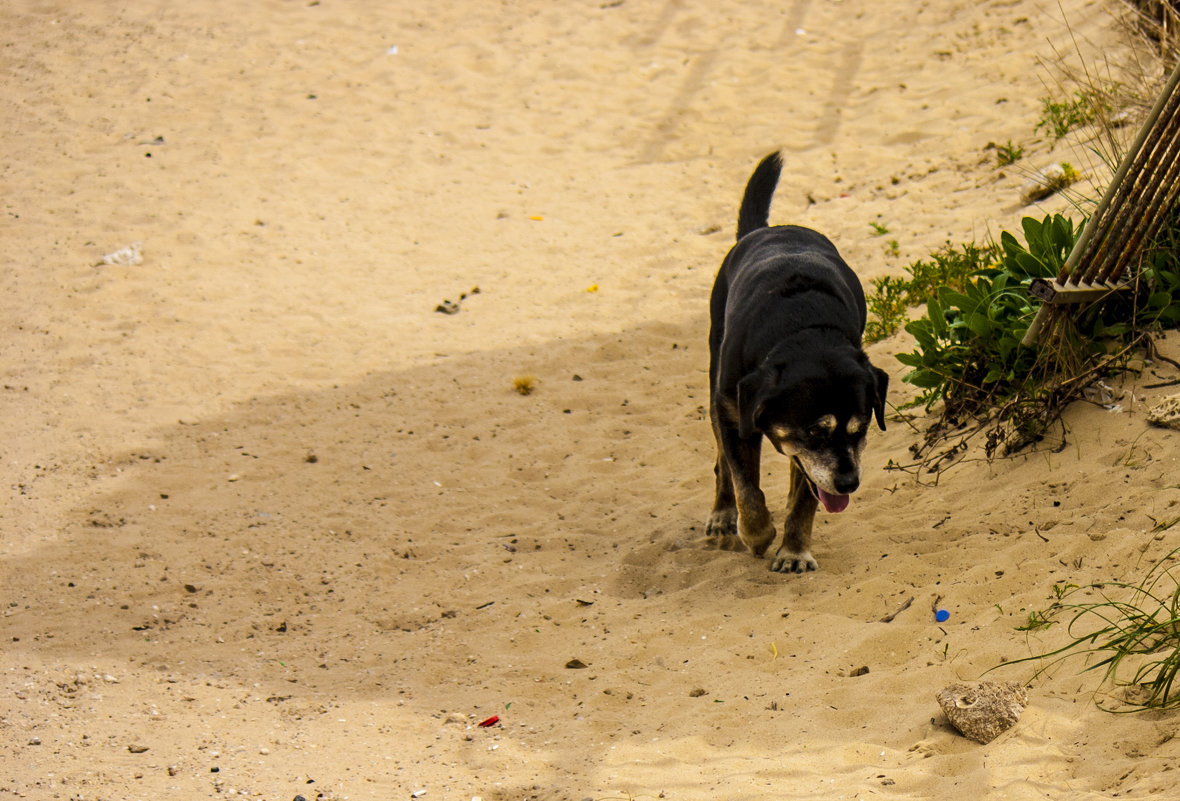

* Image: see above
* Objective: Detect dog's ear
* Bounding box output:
[871,365,889,431]
[736,371,766,439]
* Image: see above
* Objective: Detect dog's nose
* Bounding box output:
[833,473,859,494]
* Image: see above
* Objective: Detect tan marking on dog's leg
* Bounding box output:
[736,488,776,556]
[712,410,774,556]
[770,460,819,573]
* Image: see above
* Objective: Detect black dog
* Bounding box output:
[707,152,888,573]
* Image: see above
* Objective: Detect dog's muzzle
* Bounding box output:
[793,457,850,514]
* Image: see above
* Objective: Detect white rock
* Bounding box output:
[99,241,144,266]
[936,681,1028,744]
[1147,393,1180,431]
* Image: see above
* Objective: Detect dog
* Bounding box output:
[706,151,888,573]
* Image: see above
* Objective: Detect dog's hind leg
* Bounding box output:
[706,453,739,549]
[770,460,819,573]
[706,408,740,549]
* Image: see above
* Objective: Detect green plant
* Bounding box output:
[873,201,1180,465]
[1035,90,1108,141]
[1015,609,1055,632]
[895,215,1081,416]
[1139,202,1180,328]
[997,548,1180,712]
[863,242,995,344]
[997,140,1024,166]
[887,214,1151,458]
[864,275,908,343]
[869,221,890,236]
[906,241,994,299]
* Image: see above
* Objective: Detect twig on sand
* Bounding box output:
[880,596,915,623]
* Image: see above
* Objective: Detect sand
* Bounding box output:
[4,0,1180,798]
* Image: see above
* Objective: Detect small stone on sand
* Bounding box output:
[936,681,1028,744]
[1147,393,1180,431]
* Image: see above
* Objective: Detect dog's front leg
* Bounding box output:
[770,460,819,573]
[717,427,775,556]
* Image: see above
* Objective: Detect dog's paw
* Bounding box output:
[769,548,818,574]
[739,520,776,557]
[705,509,739,549]
[741,530,775,557]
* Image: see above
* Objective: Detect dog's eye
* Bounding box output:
[807,415,837,440]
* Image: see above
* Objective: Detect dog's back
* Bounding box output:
[711,153,866,381]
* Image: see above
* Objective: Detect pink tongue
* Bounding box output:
[818,489,850,514]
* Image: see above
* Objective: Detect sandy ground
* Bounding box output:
[5,0,1180,799]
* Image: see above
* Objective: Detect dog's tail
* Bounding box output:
[736,151,783,240]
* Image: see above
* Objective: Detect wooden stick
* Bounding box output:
[879,597,915,623]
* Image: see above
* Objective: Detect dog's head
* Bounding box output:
[736,349,888,513]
